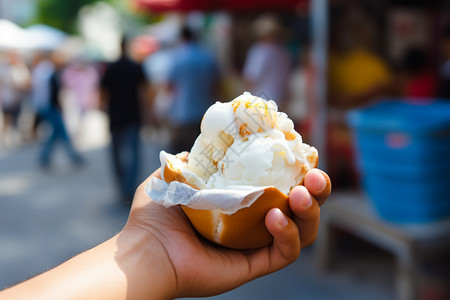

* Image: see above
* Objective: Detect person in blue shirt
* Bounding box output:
[166,26,219,153]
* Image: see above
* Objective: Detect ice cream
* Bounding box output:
[161,92,318,195]
[153,92,319,249]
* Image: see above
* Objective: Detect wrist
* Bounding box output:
[116,228,177,300]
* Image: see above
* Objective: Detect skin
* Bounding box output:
[0,168,331,300]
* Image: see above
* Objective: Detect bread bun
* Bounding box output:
[161,152,318,249]
[181,187,292,249]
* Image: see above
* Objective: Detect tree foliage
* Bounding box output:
[33,0,155,35]
[33,0,113,34]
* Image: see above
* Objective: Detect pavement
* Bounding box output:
[0,113,395,299]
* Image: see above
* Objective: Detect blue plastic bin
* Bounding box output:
[347,99,450,223]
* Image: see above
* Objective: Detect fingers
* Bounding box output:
[289,186,320,248]
[303,169,331,206]
[264,208,300,271]
[239,210,300,281]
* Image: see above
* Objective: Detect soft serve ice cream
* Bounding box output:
[160,92,318,194]
[148,92,319,249]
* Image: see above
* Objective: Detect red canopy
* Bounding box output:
[136,0,306,13]
[136,0,212,12]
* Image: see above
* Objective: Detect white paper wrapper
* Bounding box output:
[145,177,271,215]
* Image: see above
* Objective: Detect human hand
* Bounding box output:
[119,168,331,299]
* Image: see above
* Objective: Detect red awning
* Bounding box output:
[136,0,212,12]
[222,0,304,12]
[136,0,306,13]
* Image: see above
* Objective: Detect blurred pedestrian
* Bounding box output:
[100,38,149,204]
[61,57,99,139]
[38,50,84,169]
[166,26,219,154]
[143,45,175,131]
[30,52,52,141]
[0,51,30,146]
[287,45,315,144]
[242,14,291,106]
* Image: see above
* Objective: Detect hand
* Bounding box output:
[0,168,331,300]
[120,168,332,298]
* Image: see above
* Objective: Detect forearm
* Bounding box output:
[0,232,176,300]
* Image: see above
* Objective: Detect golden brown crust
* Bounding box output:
[163,164,189,185]
[180,206,216,242]
[182,188,292,249]
[218,187,292,249]
[162,159,200,190]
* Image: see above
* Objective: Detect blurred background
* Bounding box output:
[1,0,450,299]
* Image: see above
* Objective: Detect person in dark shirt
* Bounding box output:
[100,38,148,204]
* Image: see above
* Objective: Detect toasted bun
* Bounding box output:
[181,187,292,249]
[161,152,318,249]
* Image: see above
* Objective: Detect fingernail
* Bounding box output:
[278,210,288,227]
[303,195,313,208]
[315,171,327,192]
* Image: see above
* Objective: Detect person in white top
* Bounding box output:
[0,51,30,145]
[31,53,54,114]
[242,14,291,106]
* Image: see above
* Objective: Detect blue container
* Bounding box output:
[347,99,450,223]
